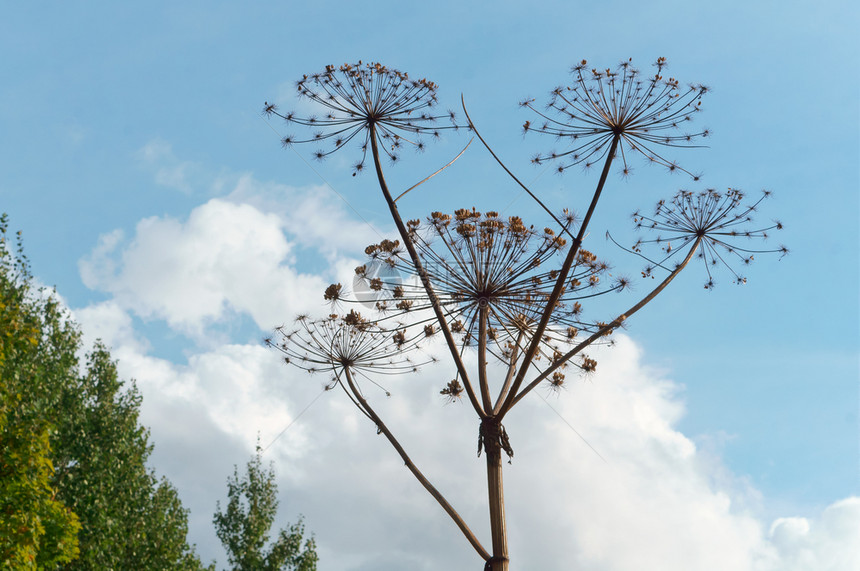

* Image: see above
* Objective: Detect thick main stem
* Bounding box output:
[483,420,509,571]
[369,125,486,418]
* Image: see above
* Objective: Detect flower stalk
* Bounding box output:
[369,123,485,416]
[496,133,620,420]
[341,368,491,561]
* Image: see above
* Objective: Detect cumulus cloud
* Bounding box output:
[78,168,385,343]
[766,498,860,570]
[79,198,337,339]
[74,299,150,355]
[72,297,860,570]
[223,173,385,260]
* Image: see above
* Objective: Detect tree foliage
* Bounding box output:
[213,446,317,571]
[52,347,210,570]
[0,215,81,569]
[0,214,210,570]
[0,411,81,570]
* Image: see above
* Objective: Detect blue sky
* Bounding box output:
[2,2,858,569]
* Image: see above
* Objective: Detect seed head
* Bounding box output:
[357,209,626,361]
[264,61,460,174]
[269,311,431,381]
[524,58,709,178]
[632,188,786,289]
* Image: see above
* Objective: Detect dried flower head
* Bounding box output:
[547,371,566,393]
[523,57,709,178]
[356,209,627,362]
[632,188,787,289]
[323,282,344,306]
[264,61,459,174]
[440,379,465,403]
[268,310,432,383]
[579,355,597,373]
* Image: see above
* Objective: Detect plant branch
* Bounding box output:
[493,329,524,414]
[461,97,573,240]
[510,236,703,407]
[478,303,493,413]
[370,124,486,418]
[341,368,491,561]
[394,139,473,203]
[498,134,621,420]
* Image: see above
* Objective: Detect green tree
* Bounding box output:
[0,215,80,569]
[52,346,210,570]
[0,214,211,570]
[0,408,81,569]
[213,446,317,571]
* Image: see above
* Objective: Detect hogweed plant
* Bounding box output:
[262,59,785,571]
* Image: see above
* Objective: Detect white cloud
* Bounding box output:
[78,197,334,339]
[766,498,860,570]
[224,173,385,260]
[71,300,860,570]
[79,169,385,343]
[72,150,858,570]
[135,139,202,194]
[74,299,151,355]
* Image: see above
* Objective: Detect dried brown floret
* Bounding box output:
[580,356,597,373]
[440,379,464,403]
[324,283,343,301]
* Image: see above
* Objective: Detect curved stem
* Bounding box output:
[394,138,473,203]
[498,135,621,420]
[369,124,486,418]
[342,368,491,561]
[461,97,571,239]
[511,236,703,407]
